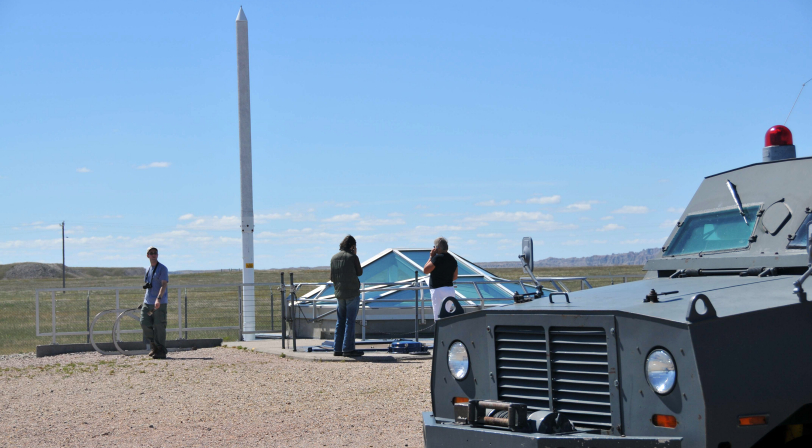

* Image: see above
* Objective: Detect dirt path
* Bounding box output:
[0,348,431,447]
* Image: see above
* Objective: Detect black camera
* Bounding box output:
[142,282,152,290]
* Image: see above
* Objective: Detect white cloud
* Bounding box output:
[518,221,578,232]
[137,162,171,169]
[177,215,240,230]
[592,240,608,244]
[562,200,599,212]
[477,233,504,238]
[565,202,592,212]
[526,195,561,205]
[476,200,511,206]
[562,240,588,246]
[76,167,90,173]
[612,206,649,214]
[414,225,476,232]
[660,219,679,229]
[465,211,554,222]
[179,214,195,221]
[497,239,513,244]
[357,217,405,228]
[597,223,625,231]
[323,213,361,223]
[667,207,685,214]
[255,212,306,222]
[601,216,613,220]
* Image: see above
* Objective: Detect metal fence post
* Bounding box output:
[35,291,40,338]
[177,288,182,340]
[361,283,366,341]
[51,291,56,345]
[238,285,243,342]
[86,290,90,343]
[280,273,286,349]
[270,288,274,332]
[414,271,419,342]
[290,273,296,352]
[184,288,188,339]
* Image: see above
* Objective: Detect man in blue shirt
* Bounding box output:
[140,246,169,359]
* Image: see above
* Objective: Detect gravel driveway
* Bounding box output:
[0,348,431,447]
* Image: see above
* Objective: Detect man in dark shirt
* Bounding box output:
[330,235,364,357]
[423,237,458,320]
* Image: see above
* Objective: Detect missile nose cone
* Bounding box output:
[236,6,247,22]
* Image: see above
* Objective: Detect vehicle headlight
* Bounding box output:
[646,348,677,394]
[447,341,469,380]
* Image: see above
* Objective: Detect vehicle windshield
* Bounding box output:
[664,206,759,256]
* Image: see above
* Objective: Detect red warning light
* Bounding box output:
[765,125,793,146]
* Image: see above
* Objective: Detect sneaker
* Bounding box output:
[333,351,343,356]
[343,350,364,357]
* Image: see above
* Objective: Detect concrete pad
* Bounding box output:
[223,338,433,362]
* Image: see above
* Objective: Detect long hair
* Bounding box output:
[339,235,357,252]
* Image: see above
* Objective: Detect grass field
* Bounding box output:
[0,265,645,355]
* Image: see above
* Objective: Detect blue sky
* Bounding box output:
[1,1,811,270]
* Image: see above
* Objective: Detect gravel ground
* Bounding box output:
[0,347,431,447]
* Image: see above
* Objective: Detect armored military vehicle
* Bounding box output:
[422,125,812,447]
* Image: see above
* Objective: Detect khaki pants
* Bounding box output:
[140,303,167,350]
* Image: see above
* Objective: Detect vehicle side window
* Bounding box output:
[787,213,812,249]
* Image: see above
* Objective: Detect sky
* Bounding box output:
[1,1,811,270]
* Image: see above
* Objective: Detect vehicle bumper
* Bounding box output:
[422,412,683,448]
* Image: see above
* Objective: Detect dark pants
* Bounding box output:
[334,296,360,353]
[140,303,167,351]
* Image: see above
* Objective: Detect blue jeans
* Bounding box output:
[335,296,360,353]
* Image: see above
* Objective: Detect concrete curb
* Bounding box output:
[36,339,223,357]
[222,340,432,363]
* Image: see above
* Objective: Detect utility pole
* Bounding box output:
[60,221,65,289]
[236,7,256,341]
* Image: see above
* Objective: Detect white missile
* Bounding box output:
[236,6,255,341]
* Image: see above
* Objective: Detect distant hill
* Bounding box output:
[478,248,662,269]
[0,263,144,280]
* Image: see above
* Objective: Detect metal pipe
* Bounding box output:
[270,288,274,332]
[414,271,419,342]
[473,282,484,310]
[361,283,366,341]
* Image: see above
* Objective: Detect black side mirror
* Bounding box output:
[522,237,534,272]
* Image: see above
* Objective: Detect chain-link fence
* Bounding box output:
[35,283,285,346]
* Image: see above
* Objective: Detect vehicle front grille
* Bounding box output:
[495,326,550,411]
[495,326,611,430]
[549,327,611,429]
